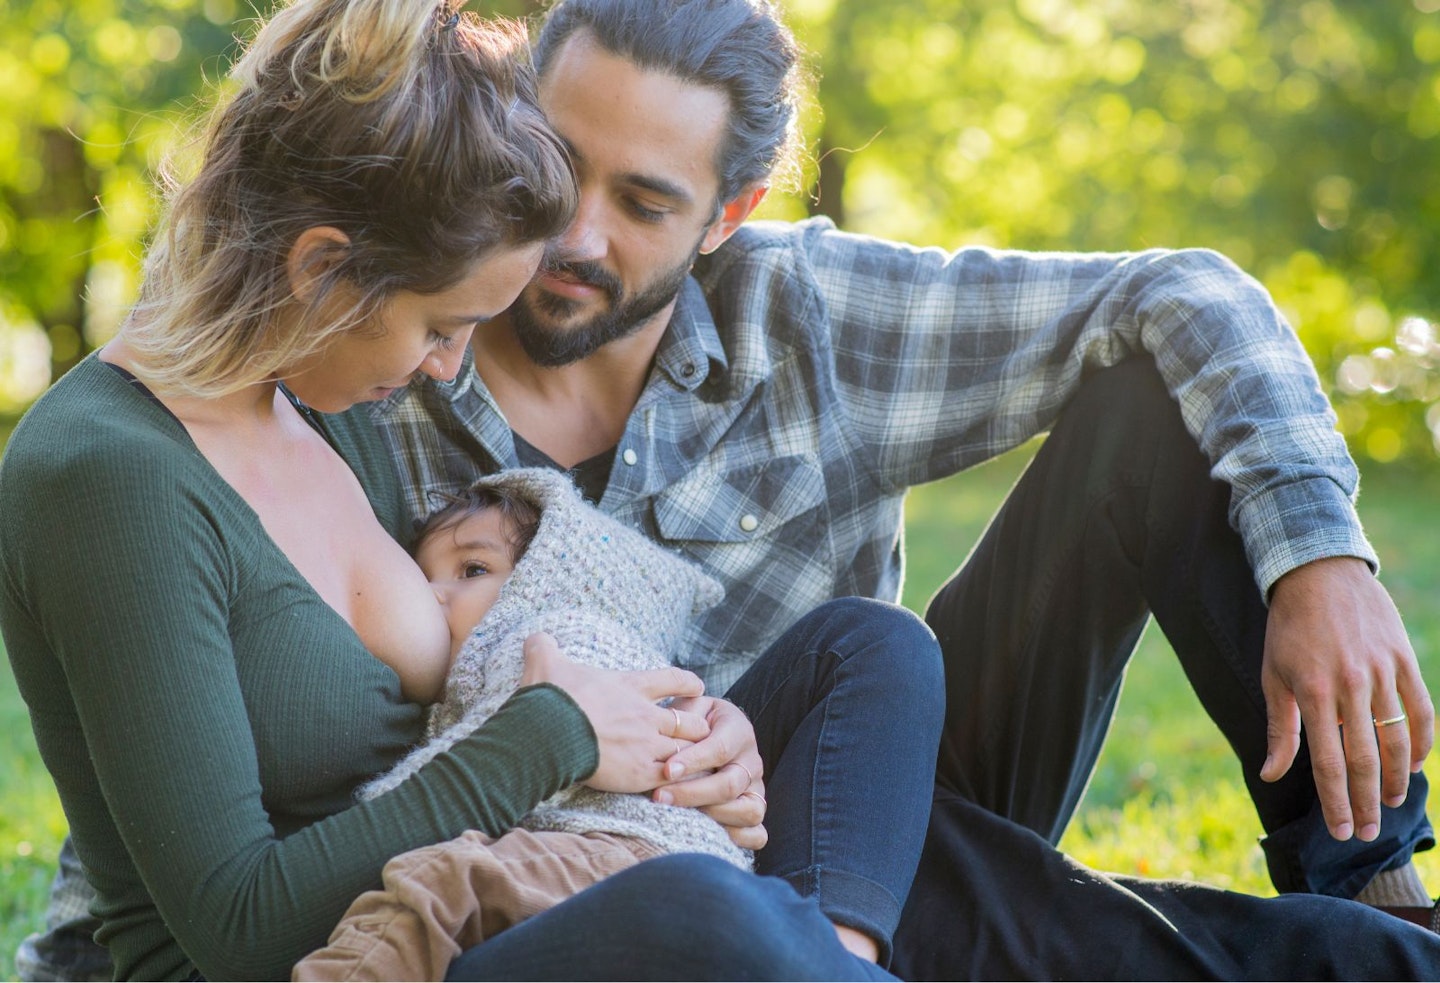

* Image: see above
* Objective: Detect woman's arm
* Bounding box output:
[1,416,596,980]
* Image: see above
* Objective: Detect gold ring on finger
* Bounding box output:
[729,760,756,789]
[1374,713,1408,727]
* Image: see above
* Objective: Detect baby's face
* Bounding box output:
[415,508,518,660]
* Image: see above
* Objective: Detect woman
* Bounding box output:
[0,2,933,978]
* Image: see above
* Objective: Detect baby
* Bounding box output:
[361,467,745,863]
[295,468,744,980]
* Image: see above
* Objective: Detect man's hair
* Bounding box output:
[534,0,804,206]
[417,482,542,565]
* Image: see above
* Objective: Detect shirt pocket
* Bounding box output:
[650,454,834,668]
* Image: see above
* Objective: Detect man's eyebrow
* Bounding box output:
[561,136,694,206]
[623,172,693,206]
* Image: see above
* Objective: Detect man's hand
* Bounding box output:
[653,696,768,851]
[1260,556,1434,842]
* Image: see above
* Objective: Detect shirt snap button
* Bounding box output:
[622,448,638,466]
[739,514,759,533]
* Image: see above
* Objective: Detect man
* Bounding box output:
[19,0,1439,977]
[374,0,1438,965]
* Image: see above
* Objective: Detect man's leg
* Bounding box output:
[922,356,1431,896]
[890,789,1440,981]
[724,598,945,967]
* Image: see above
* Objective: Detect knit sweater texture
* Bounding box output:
[0,358,599,981]
[361,468,749,868]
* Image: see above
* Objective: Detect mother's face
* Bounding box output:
[281,241,543,413]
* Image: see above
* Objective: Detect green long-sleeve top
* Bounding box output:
[0,356,600,981]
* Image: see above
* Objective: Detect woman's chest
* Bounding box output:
[207,422,448,673]
[224,562,424,824]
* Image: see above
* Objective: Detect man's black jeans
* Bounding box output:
[890,356,1437,978]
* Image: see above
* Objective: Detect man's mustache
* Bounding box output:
[538,252,623,299]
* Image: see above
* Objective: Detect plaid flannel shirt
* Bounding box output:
[374,217,1375,695]
[14,839,109,982]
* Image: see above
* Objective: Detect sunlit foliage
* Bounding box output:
[780,0,1440,461]
[2,0,1438,459]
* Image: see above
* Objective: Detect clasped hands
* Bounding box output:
[520,633,768,850]
[1262,556,1435,842]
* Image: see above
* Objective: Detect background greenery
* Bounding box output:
[3,0,1440,976]
[3,0,1439,454]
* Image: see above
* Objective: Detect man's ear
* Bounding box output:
[286,226,352,302]
[699,184,768,255]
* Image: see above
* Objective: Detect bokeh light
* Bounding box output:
[0,311,52,413]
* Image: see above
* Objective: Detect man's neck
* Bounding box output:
[471,305,672,468]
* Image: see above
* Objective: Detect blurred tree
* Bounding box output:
[1,0,236,408]
[781,0,1440,461]
[3,0,1437,460]
[0,0,540,411]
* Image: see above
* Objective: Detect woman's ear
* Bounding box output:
[286,226,352,302]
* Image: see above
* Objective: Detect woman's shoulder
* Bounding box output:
[0,358,211,514]
[8,358,187,455]
[8,356,187,451]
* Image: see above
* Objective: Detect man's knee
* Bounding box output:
[1065,356,1181,434]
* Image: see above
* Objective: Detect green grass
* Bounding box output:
[900,445,1440,896]
[2,433,1439,977]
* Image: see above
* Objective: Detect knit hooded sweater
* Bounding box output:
[361,468,750,869]
[0,358,599,981]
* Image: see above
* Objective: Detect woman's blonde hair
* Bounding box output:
[125,0,577,398]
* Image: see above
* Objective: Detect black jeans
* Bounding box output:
[889,356,1438,979]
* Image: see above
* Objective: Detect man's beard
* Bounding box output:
[509,242,700,368]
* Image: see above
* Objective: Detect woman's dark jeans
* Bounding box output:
[447,598,943,981]
[729,598,945,961]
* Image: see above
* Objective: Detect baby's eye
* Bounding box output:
[461,562,489,579]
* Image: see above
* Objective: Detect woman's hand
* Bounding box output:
[652,696,769,851]
[520,633,710,794]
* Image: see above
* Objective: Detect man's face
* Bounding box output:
[509,33,732,366]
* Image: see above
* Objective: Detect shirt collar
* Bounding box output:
[654,277,728,392]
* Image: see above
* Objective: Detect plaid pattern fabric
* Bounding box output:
[14,839,109,982]
[374,217,1374,695]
